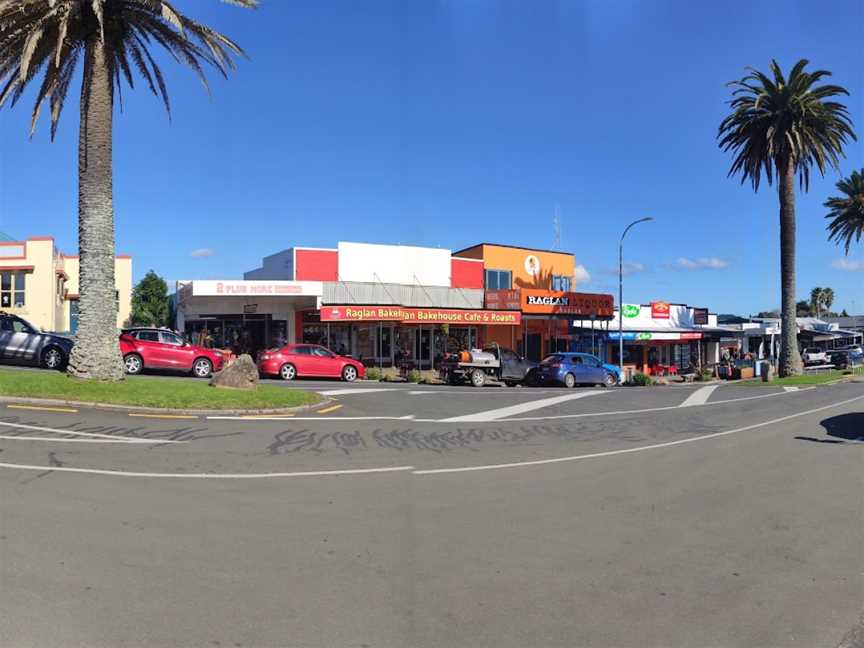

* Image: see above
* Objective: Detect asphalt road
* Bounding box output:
[1,376,862,647]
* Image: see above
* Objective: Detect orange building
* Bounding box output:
[454,243,614,361]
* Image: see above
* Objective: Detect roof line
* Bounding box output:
[454,243,575,256]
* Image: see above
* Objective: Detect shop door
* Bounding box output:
[526,333,542,363]
[418,327,432,369]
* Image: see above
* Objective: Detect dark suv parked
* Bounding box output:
[0,312,74,370]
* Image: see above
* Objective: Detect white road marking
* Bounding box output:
[784,386,800,392]
[441,391,607,423]
[408,391,436,395]
[205,386,818,424]
[414,393,864,475]
[206,415,429,422]
[318,388,398,396]
[679,385,719,407]
[0,421,185,443]
[500,388,815,422]
[0,435,155,444]
[0,463,415,479]
[3,393,860,480]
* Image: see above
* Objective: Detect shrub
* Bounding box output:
[695,369,713,382]
[630,372,654,387]
[365,367,382,381]
[407,369,422,383]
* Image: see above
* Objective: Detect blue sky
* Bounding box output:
[1,0,862,314]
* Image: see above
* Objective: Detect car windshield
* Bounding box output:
[541,355,565,365]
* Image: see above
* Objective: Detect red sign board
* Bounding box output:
[651,300,671,319]
[485,290,521,310]
[521,290,615,318]
[320,306,521,326]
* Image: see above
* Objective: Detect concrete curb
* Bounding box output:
[0,394,331,417]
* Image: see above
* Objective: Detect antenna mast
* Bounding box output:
[552,204,561,250]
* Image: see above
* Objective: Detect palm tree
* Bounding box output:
[718,59,856,376]
[825,169,864,254]
[0,0,256,380]
[810,287,824,318]
[821,287,834,316]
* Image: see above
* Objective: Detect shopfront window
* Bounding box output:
[329,325,351,356]
[354,325,376,364]
[185,315,269,355]
[609,343,642,366]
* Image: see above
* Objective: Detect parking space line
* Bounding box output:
[679,385,718,407]
[128,413,199,420]
[500,387,816,422]
[318,388,397,396]
[6,404,78,414]
[317,404,344,415]
[441,390,607,423]
[415,393,864,475]
[0,434,158,444]
[0,420,186,443]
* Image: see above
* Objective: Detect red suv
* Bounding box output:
[257,344,365,382]
[119,328,224,378]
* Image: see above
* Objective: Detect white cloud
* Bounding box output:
[675,257,729,270]
[620,262,645,276]
[190,248,215,258]
[832,258,864,272]
[574,264,591,284]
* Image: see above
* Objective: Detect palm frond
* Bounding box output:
[825,169,864,254]
[717,59,857,192]
[0,0,253,139]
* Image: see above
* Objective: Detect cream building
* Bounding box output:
[0,235,132,333]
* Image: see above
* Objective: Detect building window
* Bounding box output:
[552,275,571,292]
[0,271,26,308]
[485,269,512,291]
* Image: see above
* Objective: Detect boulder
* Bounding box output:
[210,354,259,390]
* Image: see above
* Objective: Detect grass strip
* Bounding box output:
[0,368,321,410]
[741,368,863,386]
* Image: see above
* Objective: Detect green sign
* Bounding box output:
[636,332,653,341]
[622,304,640,318]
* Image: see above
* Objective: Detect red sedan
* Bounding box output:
[257,344,365,382]
[119,328,224,378]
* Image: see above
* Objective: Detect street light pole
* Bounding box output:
[618,217,654,381]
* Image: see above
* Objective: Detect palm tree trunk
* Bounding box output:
[778,157,804,377]
[67,40,125,381]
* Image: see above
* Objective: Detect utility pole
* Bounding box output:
[618,217,654,381]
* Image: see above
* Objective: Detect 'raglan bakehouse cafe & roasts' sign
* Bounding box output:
[321,306,522,325]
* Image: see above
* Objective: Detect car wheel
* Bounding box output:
[279,363,296,381]
[41,346,66,370]
[564,373,576,389]
[342,365,358,382]
[124,354,143,375]
[470,368,486,388]
[192,358,213,378]
[603,373,617,388]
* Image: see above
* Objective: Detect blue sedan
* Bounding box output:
[530,353,619,388]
